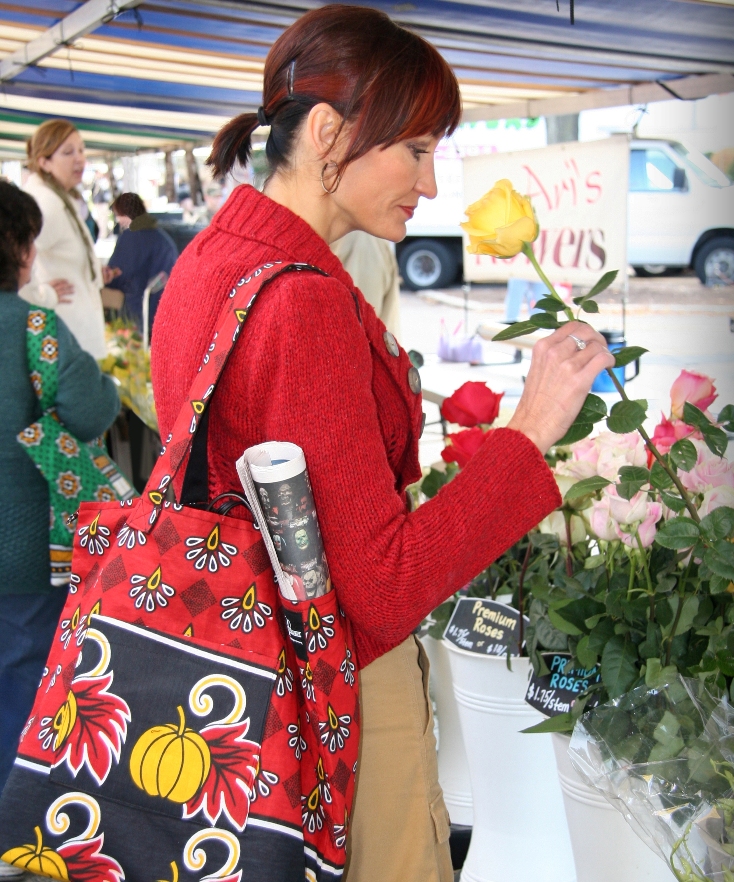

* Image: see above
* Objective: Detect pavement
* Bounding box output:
[402,272,734,467]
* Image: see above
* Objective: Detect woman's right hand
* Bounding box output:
[506,321,616,455]
[50,278,75,304]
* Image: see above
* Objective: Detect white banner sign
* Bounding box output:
[462,135,629,286]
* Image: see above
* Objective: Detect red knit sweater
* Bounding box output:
[151,185,561,669]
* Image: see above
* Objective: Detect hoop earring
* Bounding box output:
[320,161,341,195]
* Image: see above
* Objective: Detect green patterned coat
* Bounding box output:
[0,291,119,594]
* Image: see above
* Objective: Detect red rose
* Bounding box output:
[441,427,489,468]
[441,381,504,427]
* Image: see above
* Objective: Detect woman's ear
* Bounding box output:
[37,155,52,174]
[305,103,347,161]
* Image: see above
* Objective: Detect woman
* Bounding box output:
[151,6,615,881]
[0,182,119,805]
[106,191,178,334]
[20,119,111,359]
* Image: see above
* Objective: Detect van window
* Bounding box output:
[629,149,682,192]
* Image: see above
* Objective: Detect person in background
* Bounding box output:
[106,192,178,334]
[0,182,119,807]
[332,230,402,338]
[21,118,115,360]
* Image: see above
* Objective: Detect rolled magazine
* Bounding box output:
[235,442,331,603]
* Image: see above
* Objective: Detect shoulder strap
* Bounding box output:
[25,306,58,413]
[127,261,328,532]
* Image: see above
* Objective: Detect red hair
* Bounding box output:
[208,4,461,179]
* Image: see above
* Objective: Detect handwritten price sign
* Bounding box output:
[443,598,529,657]
[525,652,601,718]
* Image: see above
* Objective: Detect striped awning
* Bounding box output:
[1,0,733,154]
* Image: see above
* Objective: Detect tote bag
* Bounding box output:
[17,306,136,585]
[0,262,360,882]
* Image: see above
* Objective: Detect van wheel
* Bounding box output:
[694,236,734,286]
[399,240,457,290]
[633,265,668,277]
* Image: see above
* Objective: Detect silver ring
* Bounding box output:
[569,333,587,351]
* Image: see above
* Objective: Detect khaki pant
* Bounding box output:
[344,636,453,882]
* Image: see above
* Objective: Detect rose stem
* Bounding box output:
[522,243,575,322]
[605,369,700,523]
[517,536,532,651]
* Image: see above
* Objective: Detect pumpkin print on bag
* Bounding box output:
[1,826,68,879]
[130,705,211,803]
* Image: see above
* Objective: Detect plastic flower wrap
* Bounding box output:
[568,675,734,882]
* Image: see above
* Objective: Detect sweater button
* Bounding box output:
[383,330,399,357]
[408,366,421,394]
[420,412,426,437]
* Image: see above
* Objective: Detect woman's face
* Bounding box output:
[333,135,439,242]
[38,131,86,191]
[18,241,37,288]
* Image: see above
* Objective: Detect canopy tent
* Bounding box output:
[1,0,733,157]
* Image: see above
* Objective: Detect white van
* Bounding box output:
[398,138,734,289]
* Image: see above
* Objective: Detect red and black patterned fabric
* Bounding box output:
[0,263,359,882]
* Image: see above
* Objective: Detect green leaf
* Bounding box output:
[669,438,697,472]
[551,597,606,634]
[492,320,537,341]
[577,393,608,422]
[704,546,734,582]
[548,606,584,636]
[576,634,598,669]
[682,401,712,432]
[701,423,728,458]
[564,475,612,502]
[534,297,566,312]
[421,467,449,499]
[716,403,734,432]
[587,617,615,655]
[529,312,560,330]
[709,574,731,595]
[580,300,599,314]
[660,491,687,513]
[700,507,734,542]
[607,399,646,434]
[585,269,619,300]
[613,346,648,369]
[650,460,673,490]
[556,422,594,446]
[616,466,651,501]
[601,636,639,698]
[655,517,700,549]
[521,712,575,734]
[662,594,700,638]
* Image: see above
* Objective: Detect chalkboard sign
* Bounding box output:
[443,598,529,657]
[525,652,601,717]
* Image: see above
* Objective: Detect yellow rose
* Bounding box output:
[461,179,539,258]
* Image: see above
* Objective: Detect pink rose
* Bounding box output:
[539,511,586,545]
[649,414,696,459]
[441,427,489,468]
[679,441,734,495]
[557,431,646,482]
[699,484,734,518]
[600,486,662,548]
[557,437,600,480]
[628,502,663,548]
[588,495,617,541]
[670,370,717,420]
[441,382,504,428]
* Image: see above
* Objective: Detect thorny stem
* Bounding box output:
[563,510,574,576]
[635,530,654,595]
[605,369,701,524]
[665,560,691,667]
[517,537,532,650]
[522,243,575,322]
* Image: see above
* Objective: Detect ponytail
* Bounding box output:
[206,112,260,179]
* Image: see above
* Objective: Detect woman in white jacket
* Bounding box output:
[21,119,108,359]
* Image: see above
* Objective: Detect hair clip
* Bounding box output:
[287,59,296,96]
